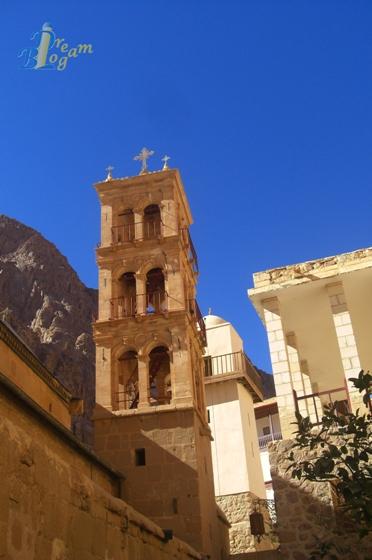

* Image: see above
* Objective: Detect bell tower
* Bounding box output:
[92,163,224,558]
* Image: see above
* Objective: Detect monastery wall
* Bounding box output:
[216,491,276,556]
[0,376,202,560]
[269,439,372,560]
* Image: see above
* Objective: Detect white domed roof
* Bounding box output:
[203,314,227,328]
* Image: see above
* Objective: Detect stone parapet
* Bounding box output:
[251,247,372,291]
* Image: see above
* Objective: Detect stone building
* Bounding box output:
[248,247,370,439]
[0,316,205,559]
[92,167,229,559]
[248,247,372,559]
[203,314,276,556]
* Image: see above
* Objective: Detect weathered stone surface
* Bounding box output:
[0,377,202,560]
[270,439,372,560]
[0,215,97,443]
[216,492,277,555]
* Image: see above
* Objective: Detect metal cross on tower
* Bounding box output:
[105,165,114,181]
[161,155,170,170]
[134,147,154,174]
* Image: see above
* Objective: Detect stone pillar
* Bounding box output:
[161,200,178,238]
[134,211,143,241]
[171,347,193,405]
[98,269,112,321]
[286,333,317,422]
[101,205,112,247]
[327,283,363,412]
[136,273,146,315]
[137,354,150,408]
[262,297,295,438]
[95,346,113,410]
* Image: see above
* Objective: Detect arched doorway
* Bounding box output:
[149,346,171,405]
[117,350,139,409]
[146,268,166,313]
[113,272,136,318]
[114,209,135,243]
[143,204,161,239]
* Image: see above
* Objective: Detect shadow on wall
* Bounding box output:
[270,440,372,560]
[93,404,230,560]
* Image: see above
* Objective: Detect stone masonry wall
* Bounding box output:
[270,439,372,560]
[0,381,202,560]
[216,492,276,556]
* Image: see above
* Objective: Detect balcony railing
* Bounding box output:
[111,224,135,244]
[110,291,168,319]
[188,299,207,346]
[180,228,199,274]
[110,296,137,319]
[293,383,351,426]
[116,389,138,410]
[258,431,282,449]
[204,350,263,400]
[143,291,168,314]
[143,220,162,239]
[111,220,162,245]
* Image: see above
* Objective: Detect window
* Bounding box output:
[263,426,270,436]
[207,409,211,423]
[135,448,146,466]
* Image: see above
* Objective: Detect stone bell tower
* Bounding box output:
[92,160,225,558]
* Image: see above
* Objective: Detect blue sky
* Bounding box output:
[1,1,371,371]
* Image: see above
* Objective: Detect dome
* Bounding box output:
[203,314,227,328]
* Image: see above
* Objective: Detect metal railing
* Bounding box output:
[181,228,199,274]
[258,431,282,450]
[116,389,138,410]
[111,224,136,244]
[143,291,168,314]
[188,299,207,346]
[110,296,137,319]
[111,220,162,245]
[293,383,351,425]
[204,350,263,395]
[110,291,168,319]
[143,219,162,239]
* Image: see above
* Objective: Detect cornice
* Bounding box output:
[0,320,72,404]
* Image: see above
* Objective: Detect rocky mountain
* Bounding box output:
[0,215,97,443]
[258,368,276,399]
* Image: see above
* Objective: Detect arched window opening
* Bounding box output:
[146,268,166,313]
[117,350,139,410]
[112,272,136,319]
[143,204,161,239]
[113,209,135,243]
[149,346,171,405]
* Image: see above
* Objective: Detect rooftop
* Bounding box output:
[250,246,372,294]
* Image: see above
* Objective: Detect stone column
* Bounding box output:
[327,283,363,412]
[98,269,112,321]
[134,211,143,241]
[136,273,146,315]
[95,346,113,410]
[286,333,317,421]
[137,354,150,408]
[262,297,295,438]
[171,346,193,405]
[101,205,112,247]
[161,200,178,238]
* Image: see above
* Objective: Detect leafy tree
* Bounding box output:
[287,370,372,537]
